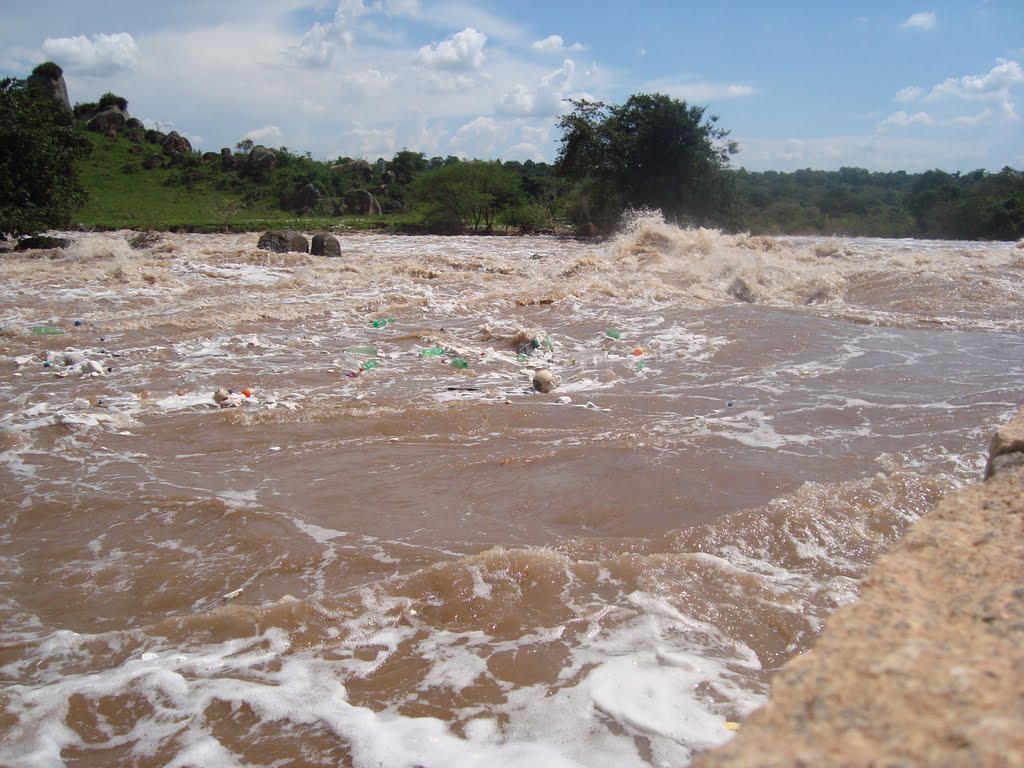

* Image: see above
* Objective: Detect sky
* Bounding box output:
[1,1,1022,173]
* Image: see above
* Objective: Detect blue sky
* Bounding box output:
[2,1,1022,172]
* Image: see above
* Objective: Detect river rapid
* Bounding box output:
[2,215,1023,767]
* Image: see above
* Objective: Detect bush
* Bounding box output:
[1,77,93,235]
[98,92,128,111]
[31,62,63,80]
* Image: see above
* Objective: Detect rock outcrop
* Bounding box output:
[281,183,322,214]
[247,146,279,175]
[257,230,309,254]
[310,233,341,257]
[27,63,72,118]
[86,107,128,138]
[694,406,1024,768]
[161,131,193,156]
[343,189,382,216]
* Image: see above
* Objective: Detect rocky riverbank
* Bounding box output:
[695,406,1024,768]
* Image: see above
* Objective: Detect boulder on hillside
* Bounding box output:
[311,233,342,257]
[87,107,128,138]
[345,159,374,182]
[27,62,72,118]
[162,131,192,155]
[257,230,309,254]
[343,189,382,216]
[122,117,146,142]
[281,183,322,214]
[247,146,278,175]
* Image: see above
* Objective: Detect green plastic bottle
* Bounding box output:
[420,346,445,357]
[605,329,621,340]
[450,357,469,369]
[370,319,388,329]
[31,326,64,336]
[363,359,380,370]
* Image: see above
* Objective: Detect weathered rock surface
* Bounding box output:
[27,65,72,117]
[281,183,322,214]
[343,189,382,216]
[694,406,1024,768]
[247,145,279,174]
[532,369,559,393]
[310,233,342,257]
[86,107,128,137]
[257,230,308,254]
[161,131,193,155]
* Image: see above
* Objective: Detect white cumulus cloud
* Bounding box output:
[288,22,339,67]
[245,125,284,144]
[927,59,1024,119]
[416,27,487,71]
[895,86,924,102]
[901,11,937,30]
[531,35,584,54]
[498,59,575,117]
[42,32,140,76]
[877,110,933,131]
[639,77,757,102]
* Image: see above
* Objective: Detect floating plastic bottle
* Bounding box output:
[420,346,445,357]
[544,335,554,352]
[370,319,388,329]
[605,329,621,340]
[637,361,647,371]
[530,338,541,349]
[363,359,380,370]
[348,345,379,356]
[517,353,529,362]
[450,357,469,369]
[31,326,64,336]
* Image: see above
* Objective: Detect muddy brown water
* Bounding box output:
[2,217,1023,767]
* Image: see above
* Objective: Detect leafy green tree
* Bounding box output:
[411,160,522,232]
[389,150,428,185]
[0,76,93,236]
[556,93,740,231]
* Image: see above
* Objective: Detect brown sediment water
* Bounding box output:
[1,215,1022,766]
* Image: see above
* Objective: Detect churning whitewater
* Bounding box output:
[1,215,1023,767]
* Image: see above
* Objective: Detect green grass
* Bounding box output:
[74,135,419,233]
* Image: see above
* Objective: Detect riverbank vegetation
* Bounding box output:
[3,63,1022,241]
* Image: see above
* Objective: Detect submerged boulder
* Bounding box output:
[311,233,342,257]
[257,230,309,254]
[532,369,559,394]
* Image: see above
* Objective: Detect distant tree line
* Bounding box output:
[735,166,1024,240]
[2,61,1022,241]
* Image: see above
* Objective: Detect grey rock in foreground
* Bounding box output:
[257,230,309,254]
[311,233,342,257]
[694,406,1024,768]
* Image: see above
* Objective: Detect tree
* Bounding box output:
[556,93,740,231]
[411,161,523,232]
[0,76,93,236]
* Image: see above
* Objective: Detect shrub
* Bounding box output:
[98,92,128,111]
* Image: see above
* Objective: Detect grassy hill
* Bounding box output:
[73,133,408,233]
